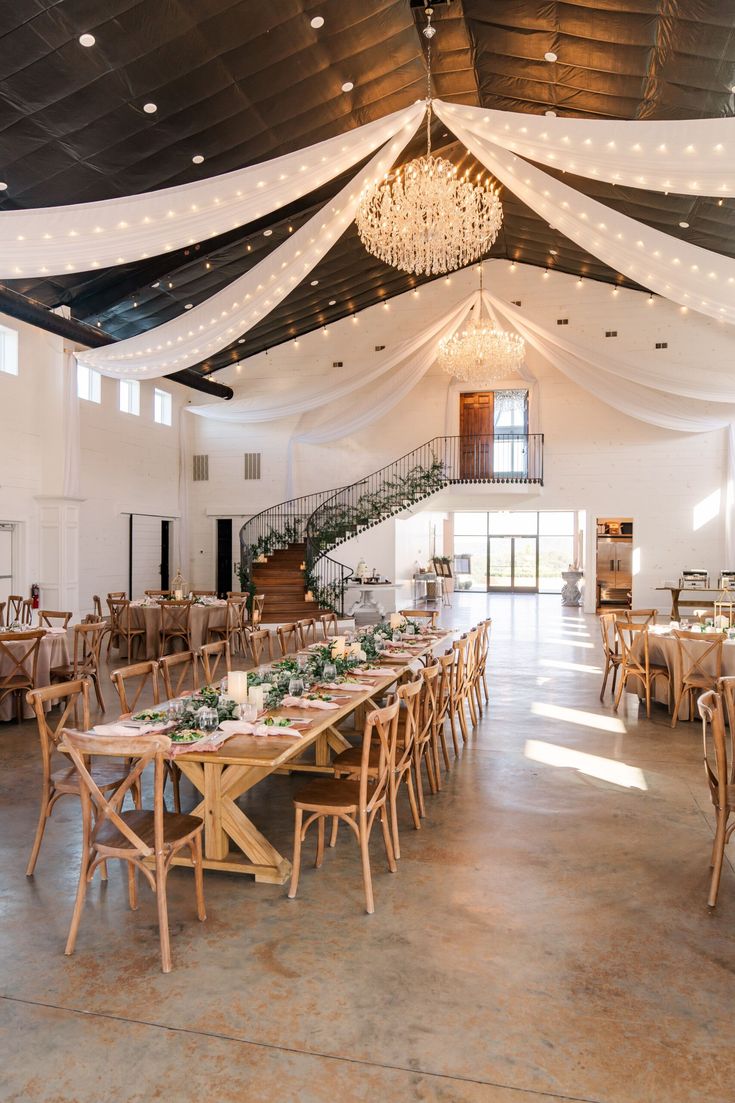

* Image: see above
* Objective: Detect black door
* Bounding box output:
[216,519,233,598]
[160,520,170,589]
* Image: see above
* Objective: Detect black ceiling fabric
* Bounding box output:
[1,0,735,381]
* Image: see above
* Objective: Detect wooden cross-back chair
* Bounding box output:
[319,612,339,640]
[6,595,24,623]
[671,630,723,727]
[252,593,266,627]
[436,650,457,762]
[159,650,199,700]
[159,599,192,657]
[613,623,670,720]
[616,608,658,625]
[450,635,473,745]
[414,663,441,812]
[0,601,5,628]
[248,628,273,667]
[37,609,72,629]
[475,617,491,708]
[21,599,33,625]
[191,589,216,597]
[296,618,317,647]
[92,595,103,619]
[200,639,231,685]
[277,622,299,656]
[0,629,44,722]
[106,598,145,660]
[207,597,246,654]
[107,592,126,601]
[462,627,480,729]
[60,730,205,973]
[599,613,623,701]
[333,678,423,862]
[288,698,399,914]
[145,589,170,598]
[110,660,160,716]
[698,688,735,907]
[399,608,438,627]
[51,621,106,711]
[25,679,133,876]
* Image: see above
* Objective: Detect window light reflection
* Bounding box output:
[544,637,595,650]
[524,739,648,790]
[531,701,626,733]
[539,659,602,675]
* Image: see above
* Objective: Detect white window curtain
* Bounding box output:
[436,102,735,197]
[62,350,81,499]
[0,104,424,278]
[76,106,424,380]
[434,101,735,327]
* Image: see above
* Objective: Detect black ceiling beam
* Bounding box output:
[0,285,233,399]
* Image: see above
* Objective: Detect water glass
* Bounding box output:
[197,707,219,736]
[288,676,305,698]
[322,661,337,684]
[392,629,402,644]
[167,698,184,725]
[297,653,308,671]
[239,702,258,724]
[405,622,416,636]
[219,675,228,696]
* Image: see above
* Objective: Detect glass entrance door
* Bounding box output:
[488,535,538,591]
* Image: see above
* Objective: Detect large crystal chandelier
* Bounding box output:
[437,267,525,385]
[355,9,503,276]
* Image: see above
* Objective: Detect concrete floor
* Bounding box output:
[1,594,733,1102]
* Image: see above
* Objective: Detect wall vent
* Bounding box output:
[605,330,618,338]
[192,454,209,482]
[243,452,262,480]
[655,341,668,349]
[511,300,522,306]
[332,361,343,367]
[375,345,386,351]
[556,318,569,326]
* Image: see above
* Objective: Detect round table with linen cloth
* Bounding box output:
[0,628,70,721]
[122,599,230,659]
[628,626,735,720]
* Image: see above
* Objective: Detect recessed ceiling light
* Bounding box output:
[310,279,319,286]
[143,102,158,114]
[263,228,273,236]
[79,33,96,47]
[184,303,193,310]
[545,109,557,117]
[192,154,204,164]
[341,81,354,92]
[679,220,690,228]
[544,51,558,62]
[311,16,324,29]
[329,299,336,305]
[0,182,7,192]
[549,248,558,255]
[238,338,245,344]
[151,281,160,288]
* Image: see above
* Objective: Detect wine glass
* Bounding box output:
[322,661,337,685]
[288,675,304,698]
[297,653,308,671]
[219,675,228,696]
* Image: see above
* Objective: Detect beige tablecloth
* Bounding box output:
[628,630,735,719]
[118,602,228,659]
[0,631,70,721]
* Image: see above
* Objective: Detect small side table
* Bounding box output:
[561,570,584,607]
[347,582,400,624]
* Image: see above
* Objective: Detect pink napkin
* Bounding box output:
[281,695,340,710]
[360,667,398,676]
[320,681,374,692]
[93,721,173,737]
[218,719,302,737]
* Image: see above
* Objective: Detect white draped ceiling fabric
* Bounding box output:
[435,103,735,196]
[0,104,424,278]
[433,101,735,327]
[76,104,424,379]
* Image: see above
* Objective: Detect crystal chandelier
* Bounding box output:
[437,268,525,385]
[355,9,503,276]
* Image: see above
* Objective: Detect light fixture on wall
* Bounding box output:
[355,8,502,275]
[437,265,525,385]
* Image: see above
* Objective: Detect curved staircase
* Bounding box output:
[239,433,543,618]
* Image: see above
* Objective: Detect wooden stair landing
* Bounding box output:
[251,543,330,621]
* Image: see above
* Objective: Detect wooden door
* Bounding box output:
[459,392,494,479]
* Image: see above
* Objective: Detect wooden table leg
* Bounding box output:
[203,761,229,860]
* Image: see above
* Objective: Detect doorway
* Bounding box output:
[454,511,577,593]
[459,392,494,479]
[216,519,233,598]
[0,523,14,605]
[488,535,538,590]
[160,521,171,590]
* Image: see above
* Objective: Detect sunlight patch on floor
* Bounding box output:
[539,658,603,675]
[524,739,648,790]
[544,637,595,650]
[531,701,627,733]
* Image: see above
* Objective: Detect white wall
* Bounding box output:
[190,263,733,614]
[0,312,186,615]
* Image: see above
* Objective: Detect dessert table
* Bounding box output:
[124,599,228,658]
[0,628,69,721]
[148,630,451,884]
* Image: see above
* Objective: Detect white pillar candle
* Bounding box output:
[174,589,183,600]
[389,613,404,630]
[331,636,346,657]
[228,671,249,704]
[248,684,265,712]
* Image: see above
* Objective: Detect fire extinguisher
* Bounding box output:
[31,583,40,610]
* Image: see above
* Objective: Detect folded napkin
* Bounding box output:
[168,730,236,757]
[320,681,374,692]
[281,695,340,710]
[92,721,172,737]
[218,719,302,737]
[381,651,415,660]
[360,667,398,677]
